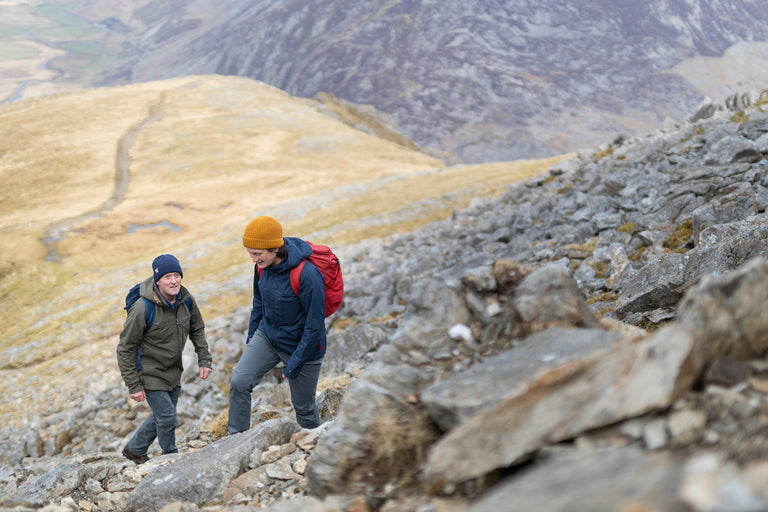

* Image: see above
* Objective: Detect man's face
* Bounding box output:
[157,272,182,301]
[246,248,279,269]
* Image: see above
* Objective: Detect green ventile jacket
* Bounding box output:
[117,277,212,394]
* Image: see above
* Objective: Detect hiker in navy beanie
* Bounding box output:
[117,253,212,464]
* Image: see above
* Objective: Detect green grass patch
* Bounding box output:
[0,42,40,60]
[0,26,30,38]
[32,3,101,40]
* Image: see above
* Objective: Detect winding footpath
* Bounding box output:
[41,96,165,261]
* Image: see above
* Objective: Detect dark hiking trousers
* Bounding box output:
[127,385,181,455]
[228,330,322,433]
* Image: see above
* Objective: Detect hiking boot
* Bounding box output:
[122,445,149,464]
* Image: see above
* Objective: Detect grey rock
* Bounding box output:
[755,132,768,153]
[306,359,430,498]
[704,135,762,165]
[514,263,601,329]
[705,356,751,387]
[321,323,393,376]
[679,453,768,512]
[9,47,768,512]
[265,459,299,480]
[667,409,707,446]
[420,327,622,432]
[613,252,688,318]
[124,418,300,512]
[465,446,684,512]
[684,216,768,288]
[678,257,768,361]
[691,184,758,241]
[643,418,669,450]
[422,325,697,486]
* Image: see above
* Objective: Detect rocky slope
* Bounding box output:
[2,87,768,511]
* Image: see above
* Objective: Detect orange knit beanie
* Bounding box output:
[242,215,284,249]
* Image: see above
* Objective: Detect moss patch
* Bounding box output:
[564,237,598,254]
[591,147,615,162]
[617,222,634,234]
[730,110,750,124]
[663,220,693,253]
[629,245,648,261]
[587,292,620,305]
[587,261,609,279]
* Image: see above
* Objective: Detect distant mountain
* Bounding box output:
[5,0,768,162]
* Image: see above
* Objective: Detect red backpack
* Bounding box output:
[258,242,344,317]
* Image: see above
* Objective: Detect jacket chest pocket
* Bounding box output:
[175,307,191,336]
[153,306,191,339]
[269,291,301,324]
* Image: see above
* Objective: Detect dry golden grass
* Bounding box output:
[0,74,567,426]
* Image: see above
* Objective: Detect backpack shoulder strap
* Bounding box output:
[143,297,155,334]
[289,260,305,297]
[256,262,303,296]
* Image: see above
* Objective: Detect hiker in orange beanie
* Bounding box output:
[228,215,327,431]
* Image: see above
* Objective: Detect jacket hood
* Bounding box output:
[279,237,312,271]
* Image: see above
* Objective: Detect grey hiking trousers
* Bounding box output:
[228,330,322,432]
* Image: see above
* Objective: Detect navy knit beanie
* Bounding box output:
[152,254,183,282]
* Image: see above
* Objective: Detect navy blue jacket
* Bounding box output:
[247,237,326,378]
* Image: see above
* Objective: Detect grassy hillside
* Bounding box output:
[0,74,569,425]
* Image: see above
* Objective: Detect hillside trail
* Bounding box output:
[40,97,165,261]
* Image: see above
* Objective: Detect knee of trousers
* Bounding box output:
[229,372,255,393]
[153,413,178,429]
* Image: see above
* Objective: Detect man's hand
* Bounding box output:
[200,367,211,379]
[130,390,146,402]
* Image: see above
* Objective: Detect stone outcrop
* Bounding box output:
[123,419,300,512]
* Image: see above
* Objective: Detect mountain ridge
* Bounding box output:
[128,0,768,162]
[4,0,768,163]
